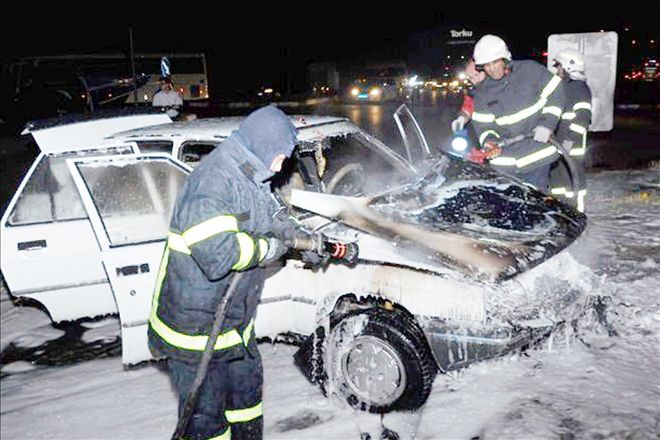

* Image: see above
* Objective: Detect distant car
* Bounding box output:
[312,84,336,97]
[255,86,281,102]
[345,78,398,103]
[1,106,587,413]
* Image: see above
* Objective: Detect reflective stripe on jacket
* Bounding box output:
[148,119,286,362]
[556,79,592,157]
[471,60,566,171]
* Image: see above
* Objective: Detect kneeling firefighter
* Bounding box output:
[148,105,339,439]
[469,35,566,193]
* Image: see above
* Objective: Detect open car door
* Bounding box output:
[393,104,432,172]
[67,153,189,365]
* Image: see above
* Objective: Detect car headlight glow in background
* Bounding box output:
[369,87,382,97]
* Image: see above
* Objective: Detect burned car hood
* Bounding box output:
[291,155,586,282]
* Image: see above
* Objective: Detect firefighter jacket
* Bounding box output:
[148,106,298,363]
[460,93,475,119]
[471,60,565,174]
[555,78,592,157]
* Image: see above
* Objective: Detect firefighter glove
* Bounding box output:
[300,249,330,269]
[259,237,288,267]
[271,208,301,242]
[451,115,467,133]
[532,125,553,143]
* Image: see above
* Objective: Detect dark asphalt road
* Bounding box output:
[1,93,659,215]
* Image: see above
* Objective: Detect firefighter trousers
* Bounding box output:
[493,163,552,194]
[168,339,263,440]
[518,164,552,193]
[549,156,587,212]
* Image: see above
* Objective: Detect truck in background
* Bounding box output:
[2,53,209,128]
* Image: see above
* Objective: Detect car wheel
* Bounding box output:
[324,308,437,413]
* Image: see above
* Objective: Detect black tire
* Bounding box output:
[323,308,437,413]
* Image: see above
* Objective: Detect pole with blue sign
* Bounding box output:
[161,57,171,79]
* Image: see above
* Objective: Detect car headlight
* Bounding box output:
[369,87,382,97]
[350,87,360,96]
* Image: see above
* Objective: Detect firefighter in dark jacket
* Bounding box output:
[469,34,565,193]
[550,48,592,212]
[148,105,312,440]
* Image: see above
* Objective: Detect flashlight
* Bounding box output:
[450,128,470,155]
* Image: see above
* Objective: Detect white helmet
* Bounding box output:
[554,48,586,80]
[473,35,512,65]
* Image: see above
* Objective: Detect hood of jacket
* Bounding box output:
[233,105,298,173]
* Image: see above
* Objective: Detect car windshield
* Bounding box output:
[277,131,417,201]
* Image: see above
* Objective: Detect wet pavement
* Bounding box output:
[2,92,659,212]
[0,323,121,378]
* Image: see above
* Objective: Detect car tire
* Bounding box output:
[324,307,437,413]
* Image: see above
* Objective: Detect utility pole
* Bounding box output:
[129,26,138,106]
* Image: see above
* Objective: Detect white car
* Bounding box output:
[1,107,587,413]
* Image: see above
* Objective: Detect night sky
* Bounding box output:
[1,1,656,99]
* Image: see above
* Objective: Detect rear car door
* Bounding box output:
[0,145,138,322]
[67,153,189,365]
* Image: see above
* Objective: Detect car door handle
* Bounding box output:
[116,263,150,277]
[17,239,47,251]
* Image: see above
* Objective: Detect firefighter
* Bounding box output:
[550,48,592,212]
[469,34,566,193]
[148,105,321,440]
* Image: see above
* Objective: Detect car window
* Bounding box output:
[7,146,134,226]
[319,133,413,196]
[135,140,173,154]
[179,142,218,166]
[75,157,187,246]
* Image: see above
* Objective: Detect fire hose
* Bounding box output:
[498,134,582,199]
[287,234,360,267]
[172,234,358,438]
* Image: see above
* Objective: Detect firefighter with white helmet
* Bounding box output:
[554,49,587,81]
[467,34,566,193]
[550,48,592,212]
[473,34,512,65]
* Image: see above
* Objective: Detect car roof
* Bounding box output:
[21,107,167,133]
[106,115,350,141]
[24,113,173,154]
